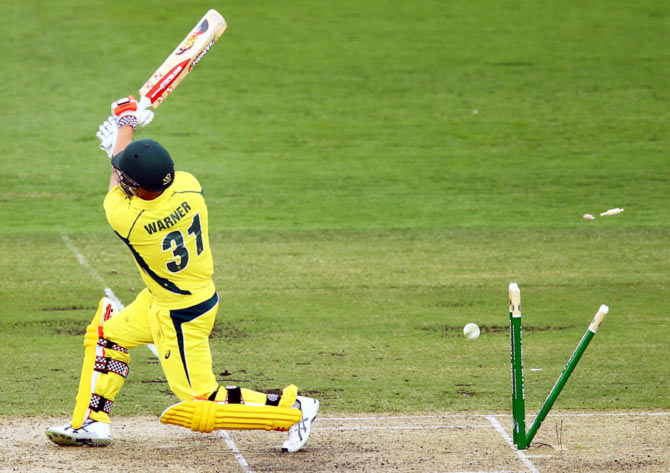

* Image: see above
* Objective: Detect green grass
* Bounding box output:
[0,0,669,417]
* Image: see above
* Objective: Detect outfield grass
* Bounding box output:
[0,1,669,416]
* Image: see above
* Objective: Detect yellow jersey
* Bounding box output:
[104,171,215,309]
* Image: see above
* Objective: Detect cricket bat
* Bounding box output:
[138,9,227,110]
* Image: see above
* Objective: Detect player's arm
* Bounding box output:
[108,126,134,191]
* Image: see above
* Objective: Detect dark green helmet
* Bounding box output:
[111,139,175,196]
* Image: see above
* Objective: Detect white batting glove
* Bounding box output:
[96,116,118,159]
[111,95,154,130]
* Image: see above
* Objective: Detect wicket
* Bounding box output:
[508,282,608,449]
[508,283,526,449]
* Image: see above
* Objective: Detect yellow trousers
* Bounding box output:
[89,288,268,422]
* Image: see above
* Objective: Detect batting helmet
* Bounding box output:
[111,139,175,196]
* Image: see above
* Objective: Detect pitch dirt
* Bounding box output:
[1,411,668,473]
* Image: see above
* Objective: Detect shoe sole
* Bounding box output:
[46,430,111,447]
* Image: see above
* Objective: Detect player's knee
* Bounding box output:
[167,380,197,402]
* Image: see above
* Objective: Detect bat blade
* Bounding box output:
[139,9,226,109]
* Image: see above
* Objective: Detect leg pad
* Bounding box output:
[160,401,301,433]
[72,297,121,429]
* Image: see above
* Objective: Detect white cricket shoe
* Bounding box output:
[282,396,319,453]
[46,419,112,447]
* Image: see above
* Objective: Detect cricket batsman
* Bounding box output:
[46,96,319,452]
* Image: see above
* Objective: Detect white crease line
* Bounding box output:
[319,425,493,431]
[436,471,526,473]
[61,233,158,357]
[218,431,254,473]
[523,411,670,418]
[319,411,670,422]
[486,416,539,473]
[61,234,124,309]
[320,415,494,421]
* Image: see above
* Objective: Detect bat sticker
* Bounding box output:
[177,19,209,55]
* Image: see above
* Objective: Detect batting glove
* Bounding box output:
[96,116,118,159]
[111,95,154,131]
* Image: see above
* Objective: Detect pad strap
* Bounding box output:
[89,394,113,414]
[225,386,243,404]
[266,393,280,406]
[95,356,129,378]
[98,338,129,354]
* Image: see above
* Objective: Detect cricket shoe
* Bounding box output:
[46,419,111,447]
[282,396,319,453]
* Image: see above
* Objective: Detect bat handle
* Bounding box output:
[138,95,152,111]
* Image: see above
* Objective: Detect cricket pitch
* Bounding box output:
[2,411,668,473]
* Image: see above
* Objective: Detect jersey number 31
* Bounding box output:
[162,214,204,273]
